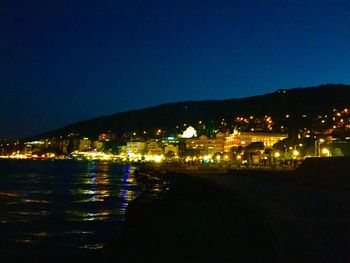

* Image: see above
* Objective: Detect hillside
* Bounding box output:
[38,84,350,139]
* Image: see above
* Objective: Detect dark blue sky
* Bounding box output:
[1,0,350,138]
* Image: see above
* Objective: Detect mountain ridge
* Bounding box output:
[38,84,350,140]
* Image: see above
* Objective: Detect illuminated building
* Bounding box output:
[164,144,179,156]
[185,132,226,155]
[79,138,91,151]
[147,140,163,155]
[24,140,46,155]
[224,130,288,152]
[182,126,197,138]
[162,135,179,144]
[92,140,104,151]
[126,141,147,155]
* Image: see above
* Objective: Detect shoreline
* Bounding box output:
[99,157,350,262]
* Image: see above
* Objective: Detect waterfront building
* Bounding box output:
[162,135,179,145]
[126,141,147,155]
[58,139,70,154]
[79,138,91,151]
[224,130,288,152]
[185,132,226,155]
[164,144,179,156]
[24,140,45,155]
[147,140,163,155]
[69,139,81,152]
[92,141,104,151]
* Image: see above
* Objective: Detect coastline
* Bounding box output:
[99,157,350,262]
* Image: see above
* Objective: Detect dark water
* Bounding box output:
[0,159,142,261]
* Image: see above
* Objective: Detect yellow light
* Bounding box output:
[216,155,221,161]
[203,155,210,162]
[322,148,330,156]
[236,154,242,160]
[293,150,299,156]
[274,152,280,158]
[154,155,163,163]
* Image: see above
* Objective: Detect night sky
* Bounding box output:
[1,0,350,138]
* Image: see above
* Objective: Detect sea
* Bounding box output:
[0,159,143,262]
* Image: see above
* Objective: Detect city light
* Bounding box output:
[322,148,330,157]
[3,102,350,165]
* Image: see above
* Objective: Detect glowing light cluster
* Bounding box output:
[182,126,197,138]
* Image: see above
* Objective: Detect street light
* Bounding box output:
[293,150,299,157]
[322,148,330,157]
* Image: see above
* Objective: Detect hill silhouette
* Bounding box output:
[38,84,350,139]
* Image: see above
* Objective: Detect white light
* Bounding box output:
[182,126,197,138]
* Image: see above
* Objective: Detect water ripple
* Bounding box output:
[0,160,143,259]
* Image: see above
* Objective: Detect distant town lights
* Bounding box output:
[293,150,299,156]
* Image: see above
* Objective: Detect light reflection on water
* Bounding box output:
[0,160,142,260]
